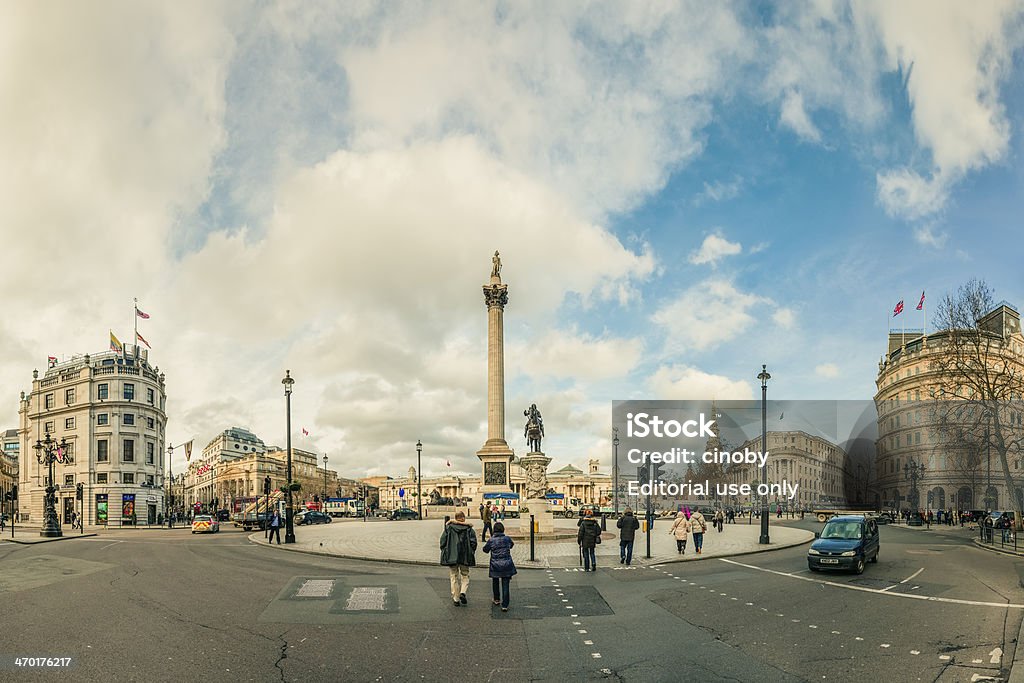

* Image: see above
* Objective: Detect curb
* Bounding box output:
[245,530,814,569]
[1,533,99,545]
[1010,617,1024,683]
[972,538,1024,558]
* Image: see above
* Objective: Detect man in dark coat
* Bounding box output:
[481,503,493,542]
[616,508,640,566]
[440,511,477,606]
[577,509,602,571]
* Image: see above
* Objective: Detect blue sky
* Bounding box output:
[2,2,1022,477]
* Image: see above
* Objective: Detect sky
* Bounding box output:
[2,1,1023,480]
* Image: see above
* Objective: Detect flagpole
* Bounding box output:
[134,297,138,359]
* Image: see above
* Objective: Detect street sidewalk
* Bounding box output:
[249,517,812,569]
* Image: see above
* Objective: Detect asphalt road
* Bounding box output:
[0,519,1021,682]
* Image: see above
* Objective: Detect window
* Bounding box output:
[97,439,109,462]
[123,383,135,400]
[123,472,135,484]
[147,417,155,430]
[146,474,154,486]
[65,417,75,430]
[98,383,108,400]
[915,432,921,445]
[64,474,74,486]
[65,388,75,405]
[44,393,54,409]
[97,473,108,484]
[123,439,135,462]
[123,414,135,426]
[63,442,74,461]
[45,420,54,433]
[97,413,109,426]
[147,388,155,405]
[146,443,154,465]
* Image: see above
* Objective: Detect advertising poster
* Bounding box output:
[96,494,108,525]
[122,493,135,523]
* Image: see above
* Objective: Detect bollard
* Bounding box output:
[645,511,652,559]
[530,514,536,562]
[601,514,607,531]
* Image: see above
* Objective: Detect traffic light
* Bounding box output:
[263,476,271,495]
[76,483,83,500]
[11,485,17,501]
[651,462,665,484]
[637,464,650,484]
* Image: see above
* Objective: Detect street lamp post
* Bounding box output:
[34,432,70,538]
[166,444,174,528]
[282,370,296,544]
[904,458,925,513]
[613,427,620,517]
[986,413,992,510]
[758,364,771,545]
[416,440,422,520]
[323,454,328,508]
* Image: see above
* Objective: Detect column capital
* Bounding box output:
[483,283,508,309]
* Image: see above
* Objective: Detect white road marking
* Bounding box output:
[880,644,890,648]
[719,558,1024,609]
[591,653,602,659]
[910,650,920,655]
[972,659,983,664]
[855,637,864,642]
[970,674,998,682]
[584,640,593,645]
[989,647,1002,664]
[831,631,840,635]
[938,655,950,660]
[880,567,924,592]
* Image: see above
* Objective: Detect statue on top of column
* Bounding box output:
[491,250,502,278]
[524,403,544,452]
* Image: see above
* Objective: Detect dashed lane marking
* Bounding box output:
[719,558,1024,609]
[880,567,924,592]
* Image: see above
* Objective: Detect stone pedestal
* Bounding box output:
[523,498,554,533]
[518,451,552,533]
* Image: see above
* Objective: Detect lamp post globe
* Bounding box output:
[757,364,771,545]
[282,370,296,544]
[416,440,422,520]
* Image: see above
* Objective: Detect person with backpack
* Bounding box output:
[440,511,477,606]
[481,503,493,542]
[616,508,640,565]
[689,507,708,554]
[714,509,725,532]
[483,521,516,611]
[577,509,602,571]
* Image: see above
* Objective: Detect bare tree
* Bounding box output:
[930,279,1024,529]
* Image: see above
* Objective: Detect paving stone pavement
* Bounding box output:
[249,517,812,568]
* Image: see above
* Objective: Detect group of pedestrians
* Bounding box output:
[440,511,517,611]
[669,507,708,554]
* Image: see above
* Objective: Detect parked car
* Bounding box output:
[807,515,879,574]
[191,515,220,534]
[577,504,601,518]
[297,511,332,525]
[389,507,420,521]
[215,509,231,522]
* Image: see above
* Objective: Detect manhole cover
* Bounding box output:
[296,579,335,598]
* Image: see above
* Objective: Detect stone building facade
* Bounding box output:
[874,303,1024,512]
[17,349,168,526]
[1,428,18,506]
[729,431,845,508]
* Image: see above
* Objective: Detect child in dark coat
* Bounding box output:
[482,522,517,611]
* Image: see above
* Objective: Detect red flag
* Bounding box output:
[136,307,150,319]
[136,331,152,349]
[893,300,904,316]
[302,428,309,436]
[47,355,58,366]
[916,291,925,311]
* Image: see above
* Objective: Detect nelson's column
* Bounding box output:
[477,251,516,495]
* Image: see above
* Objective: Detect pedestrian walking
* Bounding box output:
[690,507,707,554]
[481,504,493,542]
[499,504,506,521]
[670,509,691,554]
[714,509,725,532]
[440,511,477,606]
[483,521,516,612]
[268,511,282,544]
[617,508,640,565]
[577,509,602,571]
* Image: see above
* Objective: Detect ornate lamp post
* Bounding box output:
[166,444,174,528]
[34,432,70,537]
[322,454,328,508]
[612,427,620,517]
[904,458,925,512]
[416,440,422,519]
[758,364,771,545]
[282,370,296,543]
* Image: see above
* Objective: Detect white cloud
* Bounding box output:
[913,223,949,249]
[695,176,743,204]
[779,90,822,142]
[875,168,949,220]
[815,363,840,378]
[773,308,796,329]
[510,330,644,382]
[647,365,752,400]
[689,233,743,266]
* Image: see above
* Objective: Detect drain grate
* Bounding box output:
[295,579,335,598]
[345,586,388,611]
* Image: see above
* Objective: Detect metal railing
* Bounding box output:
[978,523,1018,552]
